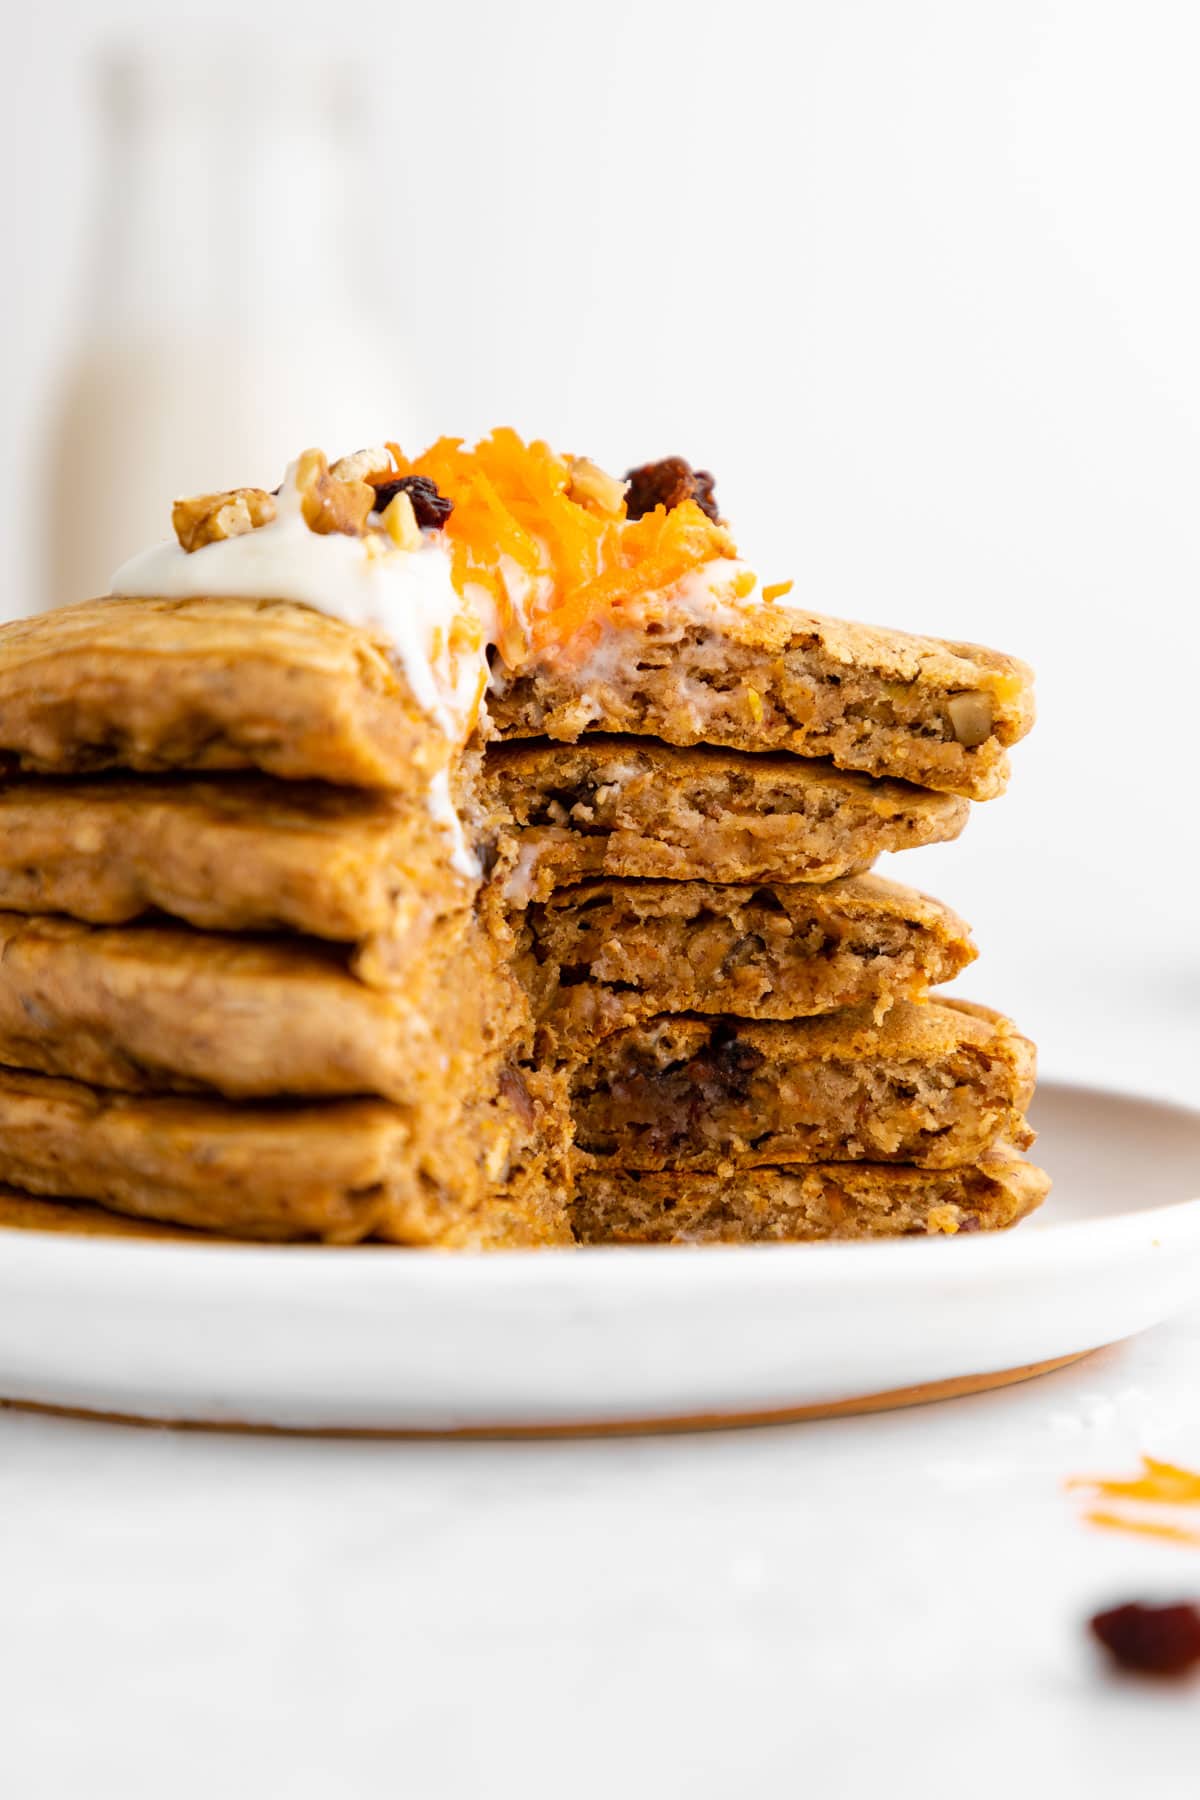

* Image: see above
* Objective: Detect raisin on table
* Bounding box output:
[1089,1600,1200,1676]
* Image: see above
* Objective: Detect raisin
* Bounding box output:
[696,1025,764,1103]
[370,474,454,529]
[1089,1601,1200,1675]
[623,456,720,524]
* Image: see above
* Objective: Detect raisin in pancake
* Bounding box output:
[571,999,1035,1172]
[0,594,444,787]
[485,738,967,903]
[571,1142,1049,1242]
[519,873,976,1056]
[491,599,1034,800]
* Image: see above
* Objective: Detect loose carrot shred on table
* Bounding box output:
[1083,1509,1200,1547]
[1067,1456,1200,1506]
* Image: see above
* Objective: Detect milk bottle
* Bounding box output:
[42,49,416,610]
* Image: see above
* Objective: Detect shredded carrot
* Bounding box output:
[1083,1509,1200,1547]
[1067,1456,1200,1507]
[388,428,738,659]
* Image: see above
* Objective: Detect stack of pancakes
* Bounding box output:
[0,576,1045,1247]
[488,600,1048,1241]
[0,597,570,1247]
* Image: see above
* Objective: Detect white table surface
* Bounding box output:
[5,1320,1200,1797]
[3,975,1199,1798]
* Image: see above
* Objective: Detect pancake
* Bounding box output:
[570,1142,1050,1242]
[0,1062,570,1246]
[571,998,1036,1172]
[485,738,967,903]
[0,1177,568,1250]
[0,774,466,976]
[518,872,976,1056]
[0,594,444,788]
[491,599,1034,801]
[0,911,525,1102]
[0,1189,206,1239]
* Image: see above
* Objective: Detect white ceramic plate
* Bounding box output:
[2,1080,1199,1434]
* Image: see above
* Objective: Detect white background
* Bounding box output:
[3,5,1200,1793]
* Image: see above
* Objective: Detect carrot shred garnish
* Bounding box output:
[388,429,739,662]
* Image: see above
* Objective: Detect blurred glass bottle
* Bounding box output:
[43,48,415,608]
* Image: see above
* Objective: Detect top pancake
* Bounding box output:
[0,595,444,789]
[491,601,1035,799]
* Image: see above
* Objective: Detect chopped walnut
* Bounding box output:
[381,489,423,551]
[567,457,627,518]
[624,456,720,524]
[947,691,994,748]
[331,446,395,484]
[295,449,375,538]
[172,488,277,553]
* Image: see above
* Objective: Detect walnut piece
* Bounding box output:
[295,449,374,538]
[567,457,626,518]
[172,488,277,553]
[331,446,395,484]
[947,691,994,747]
[381,490,423,551]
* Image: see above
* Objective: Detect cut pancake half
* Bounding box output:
[571,1143,1050,1242]
[487,738,967,903]
[571,999,1036,1172]
[519,873,976,1055]
[491,600,1035,800]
